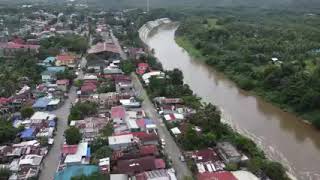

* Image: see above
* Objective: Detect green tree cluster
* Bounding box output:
[65,126,82,145]
[0,54,43,97]
[176,12,320,128]
[0,120,21,144]
[71,172,108,180]
[68,101,98,121]
[20,106,34,119]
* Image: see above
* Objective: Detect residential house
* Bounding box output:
[20,128,37,141]
[43,56,56,66]
[55,54,76,66]
[131,132,159,146]
[0,42,40,57]
[189,148,225,173]
[136,63,149,75]
[111,106,126,125]
[110,174,128,180]
[217,142,242,164]
[114,156,165,176]
[70,117,109,142]
[231,171,259,180]
[41,70,56,82]
[103,67,124,75]
[142,71,165,84]
[197,171,237,180]
[41,66,66,82]
[108,134,134,151]
[133,169,177,180]
[99,158,110,174]
[88,42,120,59]
[56,79,70,92]
[80,83,97,96]
[64,142,90,165]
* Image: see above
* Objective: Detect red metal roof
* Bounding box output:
[88,42,120,54]
[136,119,145,129]
[56,79,70,85]
[81,83,97,92]
[154,158,166,169]
[111,106,126,119]
[56,54,75,62]
[62,144,78,155]
[116,156,162,175]
[140,145,158,156]
[0,97,10,104]
[0,42,40,49]
[197,171,237,180]
[193,148,220,163]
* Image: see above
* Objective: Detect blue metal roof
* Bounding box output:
[145,118,155,125]
[43,57,56,63]
[20,128,35,138]
[46,66,66,73]
[32,97,51,108]
[86,147,91,157]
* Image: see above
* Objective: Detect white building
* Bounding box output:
[64,142,89,165]
[108,134,134,150]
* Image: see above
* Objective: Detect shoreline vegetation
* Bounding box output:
[127,14,291,180]
[174,15,320,129]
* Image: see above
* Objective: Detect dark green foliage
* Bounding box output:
[0,120,20,144]
[97,79,115,94]
[176,11,320,127]
[92,146,112,160]
[71,172,108,180]
[40,35,88,54]
[20,107,34,119]
[68,101,98,121]
[0,168,11,180]
[56,69,76,81]
[65,127,82,145]
[0,54,43,97]
[100,123,113,138]
[120,60,135,74]
[147,68,197,101]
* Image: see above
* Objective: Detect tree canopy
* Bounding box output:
[65,127,82,145]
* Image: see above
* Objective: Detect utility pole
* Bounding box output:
[147,0,150,13]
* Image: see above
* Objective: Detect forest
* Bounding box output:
[175,8,320,128]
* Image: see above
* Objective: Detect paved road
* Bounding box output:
[131,73,192,180]
[39,57,86,180]
[110,30,127,60]
[38,87,77,180]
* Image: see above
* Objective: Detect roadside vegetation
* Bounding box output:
[68,101,98,121]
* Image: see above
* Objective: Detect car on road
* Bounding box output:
[180,155,185,162]
[160,138,166,147]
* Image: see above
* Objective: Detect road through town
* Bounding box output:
[131,73,192,180]
[38,86,77,180]
[39,57,86,180]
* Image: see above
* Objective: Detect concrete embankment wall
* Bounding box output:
[139,18,176,43]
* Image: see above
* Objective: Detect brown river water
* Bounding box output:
[145,25,320,180]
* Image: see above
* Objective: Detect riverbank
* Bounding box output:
[137,22,294,180]
[174,15,320,129]
[175,33,320,128]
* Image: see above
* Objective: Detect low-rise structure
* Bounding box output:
[217,142,242,164]
[108,134,134,151]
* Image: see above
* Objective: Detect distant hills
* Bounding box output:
[1,0,320,11]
